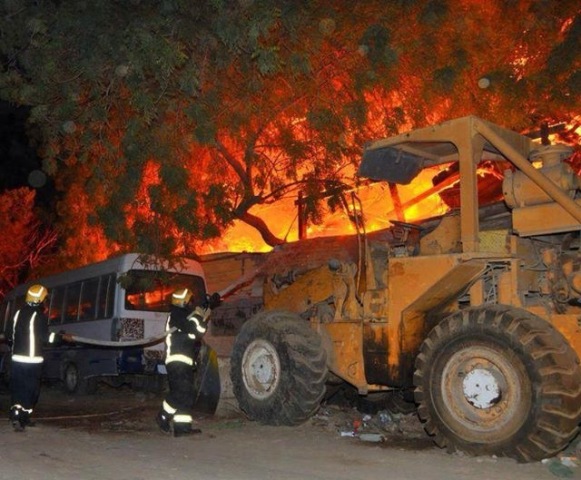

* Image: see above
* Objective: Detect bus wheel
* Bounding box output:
[63,362,97,395]
[230,310,328,426]
[414,305,581,462]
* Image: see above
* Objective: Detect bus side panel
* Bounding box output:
[43,346,122,380]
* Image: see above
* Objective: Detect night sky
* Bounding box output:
[0,100,54,205]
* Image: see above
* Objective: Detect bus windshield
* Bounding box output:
[123,270,206,312]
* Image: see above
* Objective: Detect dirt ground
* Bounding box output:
[0,381,579,480]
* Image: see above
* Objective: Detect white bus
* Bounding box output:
[0,253,207,394]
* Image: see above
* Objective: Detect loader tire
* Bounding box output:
[414,305,581,462]
[231,310,328,426]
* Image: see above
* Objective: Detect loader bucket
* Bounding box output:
[192,342,222,415]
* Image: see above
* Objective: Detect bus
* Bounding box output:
[0,253,207,394]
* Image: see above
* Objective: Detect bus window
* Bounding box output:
[4,296,26,329]
[124,270,206,312]
[0,300,10,333]
[97,274,115,319]
[97,275,115,318]
[49,287,64,325]
[64,283,82,323]
[79,278,99,321]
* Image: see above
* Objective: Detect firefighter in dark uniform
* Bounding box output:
[156,287,220,437]
[7,284,60,431]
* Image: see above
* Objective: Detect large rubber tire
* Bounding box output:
[414,305,581,462]
[63,362,97,395]
[230,310,328,426]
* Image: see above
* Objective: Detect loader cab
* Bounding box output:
[358,115,581,251]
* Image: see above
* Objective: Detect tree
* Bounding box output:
[0,0,578,260]
[0,188,57,298]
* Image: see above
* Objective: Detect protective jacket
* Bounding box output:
[159,303,211,436]
[164,304,209,366]
[9,302,56,431]
[10,304,51,364]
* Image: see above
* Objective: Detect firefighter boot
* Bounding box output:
[9,406,25,432]
[156,411,171,434]
[173,423,202,437]
[20,410,34,427]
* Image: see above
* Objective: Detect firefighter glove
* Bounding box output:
[49,330,67,347]
[192,306,211,323]
[205,292,222,310]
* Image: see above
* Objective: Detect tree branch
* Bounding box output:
[235,210,284,247]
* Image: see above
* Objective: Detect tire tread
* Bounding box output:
[414,305,581,462]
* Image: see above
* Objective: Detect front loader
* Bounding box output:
[229,116,581,462]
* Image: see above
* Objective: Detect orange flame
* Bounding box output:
[201,167,454,254]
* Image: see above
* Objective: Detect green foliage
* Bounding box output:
[567,70,581,93]
[432,66,458,93]
[204,184,233,222]
[0,0,579,261]
[289,53,312,77]
[252,46,282,76]
[186,102,218,144]
[419,0,449,26]
[306,108,342,133]
[359,24,397,68]
[343,100,368,128]
[545,15,580,75]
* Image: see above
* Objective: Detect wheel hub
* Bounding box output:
[462,368,500,409]
[64,364,79,392]
[241,339,281,400]
[439,344,530,438]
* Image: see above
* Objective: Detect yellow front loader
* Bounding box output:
[229,116,581,462]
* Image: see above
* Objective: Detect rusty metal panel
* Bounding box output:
[387,256,487,374]
[399,261,488,356]
[319,322,368,392]
[263,266,335,313]
[512,201,581,236]
[362,322,395,387]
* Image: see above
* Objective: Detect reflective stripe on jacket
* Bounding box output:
[10,305,49,364]
[164,305,206,365]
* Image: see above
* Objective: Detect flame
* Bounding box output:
[200,159,516,255]
[200,113,580,255]
[201,167,452,254]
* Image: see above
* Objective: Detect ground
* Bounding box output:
[0,382,579,480]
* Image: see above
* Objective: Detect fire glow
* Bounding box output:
[202,167,452,254]
[202,161,518,255]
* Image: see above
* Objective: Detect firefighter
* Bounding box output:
[7,284,61,431]
[156,288,220,437]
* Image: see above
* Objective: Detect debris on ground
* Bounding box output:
[359,433,384,443]
[542,458,575,478]
[311,404,425,445]
[541,437,581,478]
